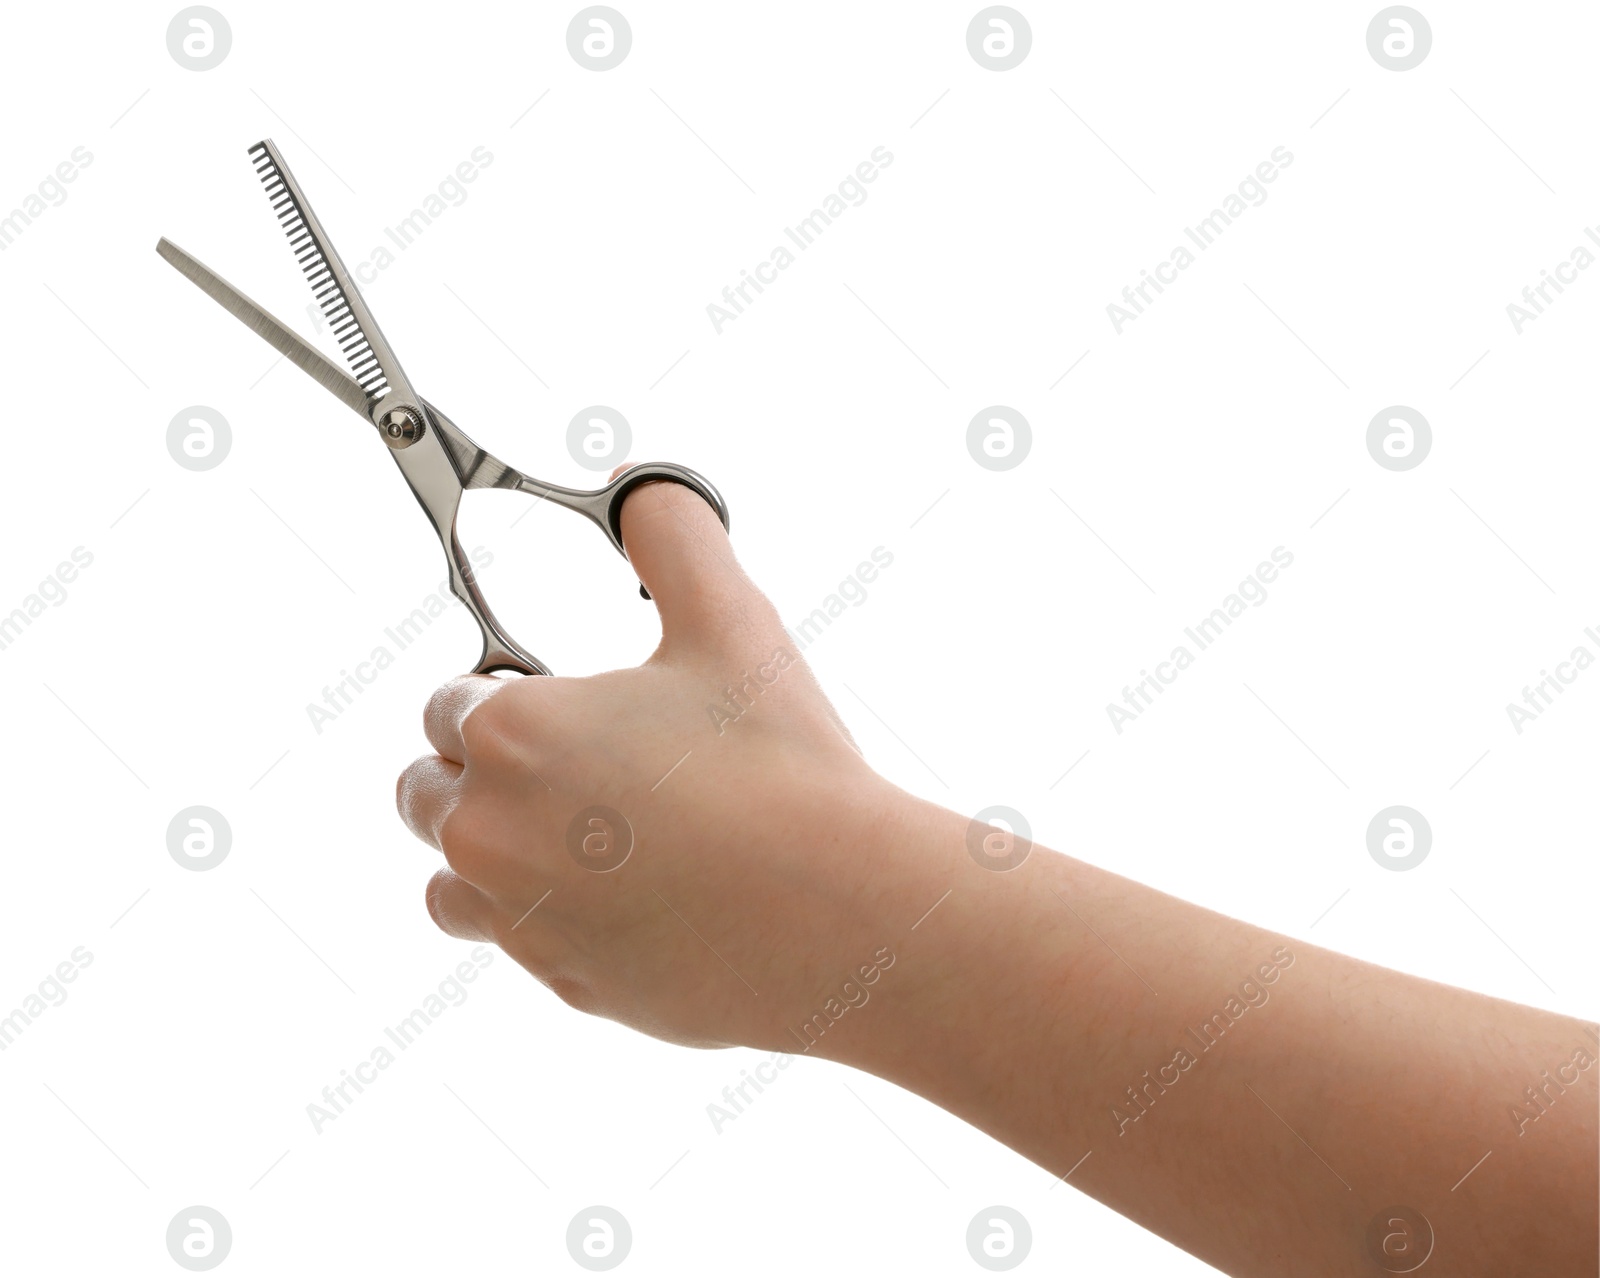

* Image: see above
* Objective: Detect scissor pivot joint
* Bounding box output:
[379,405,424,448]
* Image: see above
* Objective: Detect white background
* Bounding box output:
[1,1,1596,1273]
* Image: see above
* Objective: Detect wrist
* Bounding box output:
[792,793,1032,1069]
[794,793,1091,1170]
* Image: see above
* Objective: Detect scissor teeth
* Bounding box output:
[249,139,398,404]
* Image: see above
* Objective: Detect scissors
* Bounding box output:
[156,139,728,676]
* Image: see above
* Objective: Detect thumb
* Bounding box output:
[612,467,756,651]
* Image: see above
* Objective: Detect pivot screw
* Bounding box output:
[380,406,423,448]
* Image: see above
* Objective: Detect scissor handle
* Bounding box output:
[511,461,728,552]
[595,462,730,561]
[465,462,730,676]
[455,527,554,677]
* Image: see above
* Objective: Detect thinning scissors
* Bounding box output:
[157,139,728,676]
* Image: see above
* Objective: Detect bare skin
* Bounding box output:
[397,478,1597,1277]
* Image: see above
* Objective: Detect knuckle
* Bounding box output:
[460,681,557,773]
[422,679,463,736]
[482,909,529,956]
[394,758,434,835]
[459,692,514,761]
[423,868,454,932]
[542,974,596,1015]
[437,803,491,882]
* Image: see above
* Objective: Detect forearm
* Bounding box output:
[814,790,1598,1277]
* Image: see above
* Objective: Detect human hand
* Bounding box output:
[395,476,928,1052]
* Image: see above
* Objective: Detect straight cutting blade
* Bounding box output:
[155,237,369,418]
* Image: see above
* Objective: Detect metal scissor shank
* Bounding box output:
[158,139,728,676]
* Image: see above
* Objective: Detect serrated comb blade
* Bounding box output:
[246,139,413,415]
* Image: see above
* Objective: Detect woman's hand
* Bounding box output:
[395,476,926,1051]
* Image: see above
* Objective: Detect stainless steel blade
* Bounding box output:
[157,236,537,488]
[156,237,369,419]
[247,139,418,422]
